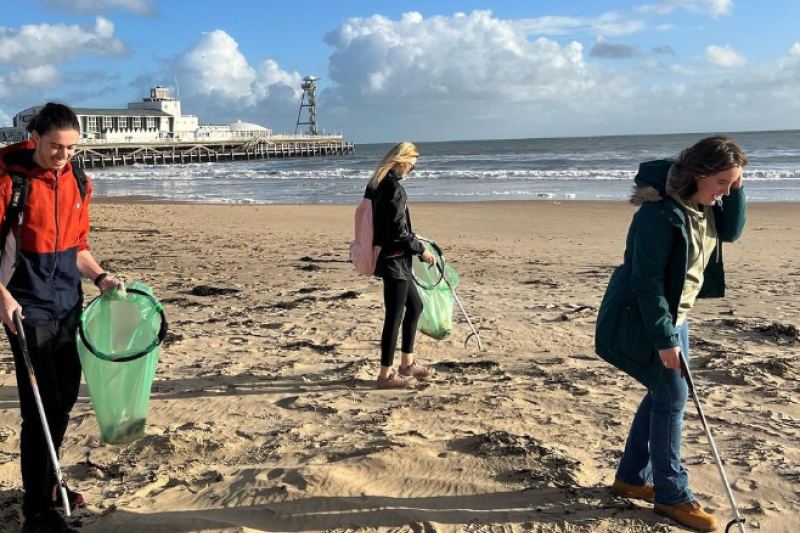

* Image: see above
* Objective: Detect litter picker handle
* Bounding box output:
[13,312,31,370]
[12,311,72,518]
[426,239,446,263]
[679,353,747,533]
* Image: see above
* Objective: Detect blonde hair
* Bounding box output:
[368,141,419,189]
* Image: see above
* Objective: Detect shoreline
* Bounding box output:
[91,196,800,208]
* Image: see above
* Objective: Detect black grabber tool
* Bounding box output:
[13,311,71,518]
[679,352,746,533]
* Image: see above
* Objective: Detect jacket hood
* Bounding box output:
[0,140,37,174]
[630,159,674,206]
[0,140,71,184]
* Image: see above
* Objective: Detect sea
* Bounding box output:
[88,130,800,204]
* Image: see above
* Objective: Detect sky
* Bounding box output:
[2,0,800,143]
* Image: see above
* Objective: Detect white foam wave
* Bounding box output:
[89,166,800,182]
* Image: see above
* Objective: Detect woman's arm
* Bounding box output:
[630,205,680,351]
[714,186,746,243]
[382,184,424,255]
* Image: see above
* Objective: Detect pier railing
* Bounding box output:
[72,138,355,169]
[76,133,344,145]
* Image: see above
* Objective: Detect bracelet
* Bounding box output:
[93,272,108,287]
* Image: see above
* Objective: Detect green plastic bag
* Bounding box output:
[412,241,459,340]
[77,281,167,445]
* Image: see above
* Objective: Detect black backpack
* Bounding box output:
[0,167,88,267]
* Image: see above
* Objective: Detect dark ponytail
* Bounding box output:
[26,103,80,136]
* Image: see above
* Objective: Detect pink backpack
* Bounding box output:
[350,198,381,275]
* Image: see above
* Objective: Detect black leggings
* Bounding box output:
[381,277,423,367]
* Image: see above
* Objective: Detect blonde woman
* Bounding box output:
[365,142,435,389]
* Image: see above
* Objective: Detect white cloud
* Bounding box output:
[511,11,646,37]
[591,12,648,37]
[0,108,11,127]
[0,65,63,99]
[320,10,648,140]
[706,44,746,67]
[626,43,800,134]
[0,17,128,68]
[637,0,733,18]
[174,30,259,101]
[19,65,62,86]
[252,59,302,102]
[324,11,634,107]
[33,0,158,17]
[170,30,302,127]
[315,10,800,139]
[671,82,687,97]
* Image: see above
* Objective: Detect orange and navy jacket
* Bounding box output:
[0,141,92,323]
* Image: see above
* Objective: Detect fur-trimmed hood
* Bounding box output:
[630,159,675,206]
[630,186,664,206]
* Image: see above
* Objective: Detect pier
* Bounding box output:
[72,136,355,169]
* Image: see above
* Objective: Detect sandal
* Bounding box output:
[398,361,434,379]
[377,371,417,389]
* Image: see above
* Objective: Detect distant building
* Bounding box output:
[0,87,273,144]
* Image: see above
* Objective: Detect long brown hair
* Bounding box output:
[667,136,748,199]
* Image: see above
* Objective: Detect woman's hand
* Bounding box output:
[421,250,436,267]
[659,346,682,370]
[732,170,744,189]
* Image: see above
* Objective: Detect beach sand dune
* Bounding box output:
[0,201,798,533]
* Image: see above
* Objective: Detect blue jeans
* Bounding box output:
[616,321,693,506]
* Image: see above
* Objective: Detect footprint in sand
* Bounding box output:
[389,523,439,533]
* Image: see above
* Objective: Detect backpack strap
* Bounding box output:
[0,171,30,268]
[73,166,88,202]
[0,166,87,268]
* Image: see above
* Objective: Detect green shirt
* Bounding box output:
[670,194,718,326]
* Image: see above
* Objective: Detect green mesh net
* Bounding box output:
[412,241,459,340]
[77,281,166,445]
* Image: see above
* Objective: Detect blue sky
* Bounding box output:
[2,0,800,142]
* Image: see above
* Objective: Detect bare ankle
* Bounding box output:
[400,352,414,368]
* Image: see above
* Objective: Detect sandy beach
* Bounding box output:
[0,200,798,533]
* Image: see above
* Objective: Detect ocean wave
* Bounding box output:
[90,166,800,182]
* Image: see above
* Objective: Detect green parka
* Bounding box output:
[595,160,746,389]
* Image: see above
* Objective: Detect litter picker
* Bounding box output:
[13,311,71,517]
[420,239,484,350]
[679,352,746,533]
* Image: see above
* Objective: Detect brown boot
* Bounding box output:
[377,371,417,389]
[398,361,434,379]
[654,500,717,532]
[611,479,655,503]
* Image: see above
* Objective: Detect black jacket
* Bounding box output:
[365,170,424,279]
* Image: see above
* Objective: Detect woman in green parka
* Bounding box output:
[595,136,747,532]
